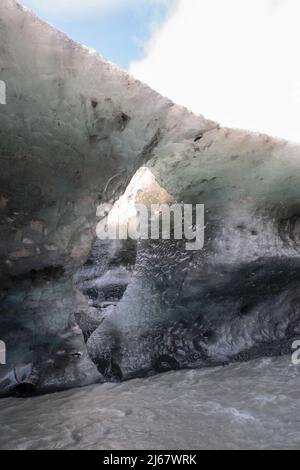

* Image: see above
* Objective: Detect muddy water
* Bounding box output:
[0,356,299,450]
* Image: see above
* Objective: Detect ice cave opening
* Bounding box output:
[74,166,176,379]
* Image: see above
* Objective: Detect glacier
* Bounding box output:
[0,0,300,397]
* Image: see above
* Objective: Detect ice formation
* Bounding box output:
[1,0,300,395]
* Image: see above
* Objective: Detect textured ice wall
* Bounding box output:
[0,0,215,395]
[1,0,300,395]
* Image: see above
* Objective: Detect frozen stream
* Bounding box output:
[0,356,299,450]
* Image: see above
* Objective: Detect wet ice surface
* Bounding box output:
[0,356,299,450]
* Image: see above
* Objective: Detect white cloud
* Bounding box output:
[129,0,300,143]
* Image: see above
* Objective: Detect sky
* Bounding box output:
[22,0,175,69]
[21,0,300,143]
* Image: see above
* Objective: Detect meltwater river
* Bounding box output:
[0,355,299,450]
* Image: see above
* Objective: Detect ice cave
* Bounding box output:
[0,0,300,451]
